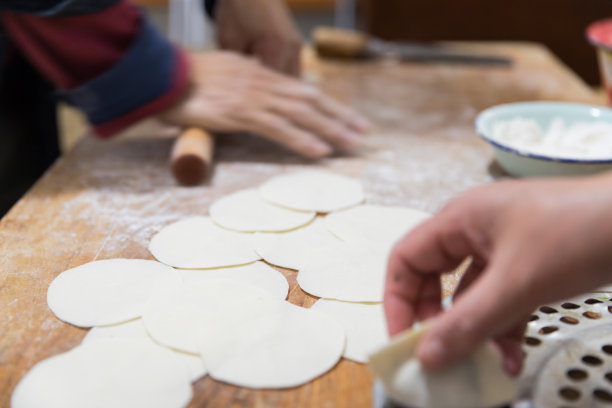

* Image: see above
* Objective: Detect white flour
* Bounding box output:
[491,117,612,160]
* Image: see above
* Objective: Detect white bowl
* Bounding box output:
[475,101,612,177]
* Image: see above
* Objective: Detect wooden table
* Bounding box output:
[0,43,603,407]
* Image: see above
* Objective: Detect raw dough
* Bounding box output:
[324,204,430,247]
[297,241,388,302]
[259,170,365,213]
[369,325,518,408]
[195,301,345,388]
[142,279,283,354]
[210,188,315,232]
[148,216,260,269]
[177,261,288,300]
[311,299,388,363]
[11,339,192,408]
[83,319,207,382]
[47,259,181,327]
[253,218,340,270]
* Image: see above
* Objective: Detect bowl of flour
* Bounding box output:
[475,101,612,177]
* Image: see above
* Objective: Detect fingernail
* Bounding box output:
[308,142,333,157]
[504,355,521,376]
[418,338,446,370]
[342,131,365,146]
[352,118,371,133]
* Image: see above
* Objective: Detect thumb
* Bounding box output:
[416,264,532,372]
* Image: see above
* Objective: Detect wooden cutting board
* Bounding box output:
[0,43,603,408]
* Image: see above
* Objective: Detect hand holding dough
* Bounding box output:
[369,325,518,408]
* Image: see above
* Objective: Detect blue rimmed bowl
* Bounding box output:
[475,101,612,177]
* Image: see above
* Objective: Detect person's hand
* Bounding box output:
[215,0,302,76]
[384,173,612,376]
[160,52,369,158]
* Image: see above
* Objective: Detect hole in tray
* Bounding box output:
[529,314,539,322]
[559,387,581,401]
[582,355,604,366]
[603,345,612,356]
[585,298,604,304]
[539,306,558,314]
[605,372,612,383]
[561,302,581,309]
[539,326,559,335]
[524,336,542,346]
[593,389,612,403]
[583,311,602,319]
[560,316,580,325]
[566,368,588,381]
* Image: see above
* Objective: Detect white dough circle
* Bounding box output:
[148,216,260,269]
[253,218,341,270]
[195,301,345,388]
[311,299,388,363]
[259,170,365,213]
[47,259,181,327]
[83,319,207,382]
[210,188,315,232]
[11,339,192,408]
[325,204,430,247]
[177,261,288,300]
[142,280,283,354]
[297,242,389,302]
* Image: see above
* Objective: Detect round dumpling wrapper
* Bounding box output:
[83,319,207,382]
[12,339,192,408]
[253,218,340,270]
[148,216,260,269]
[177,261,288,300]
[259,170,364,213]
[210,188,315,232]
[47,259,181,327]
[311,299,388,363]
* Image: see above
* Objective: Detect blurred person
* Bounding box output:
[0,0,368,215]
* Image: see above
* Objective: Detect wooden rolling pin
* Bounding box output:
[171,127,215,185]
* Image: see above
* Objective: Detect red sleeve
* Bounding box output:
[2,1,140,89]
[1,1,190,138]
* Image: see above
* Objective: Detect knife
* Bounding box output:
[313,27,512,66]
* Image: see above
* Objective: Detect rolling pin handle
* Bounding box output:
[313,26,370,59]
[171,127,215,186]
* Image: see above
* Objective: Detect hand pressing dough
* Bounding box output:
[253,218,341,270]
[259,170,365,213]
[311,299,388,363]
[369,325,518,408]
[325,204,430,247]
[47,259,181,327]
[142,279,284,354]
[83,319,207,382]
[195,300,345,388]
[210,188,315,232]
[148,216,260,269]
[11,339,192,408]
[297,241,389,302]
[177,261,288,300]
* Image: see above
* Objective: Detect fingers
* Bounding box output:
[259,71,370,133]
[495,322,528,376]
[240,110,332,158]
[416,266,533,374]
[267,98,364,150]
[384,209,479,336]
